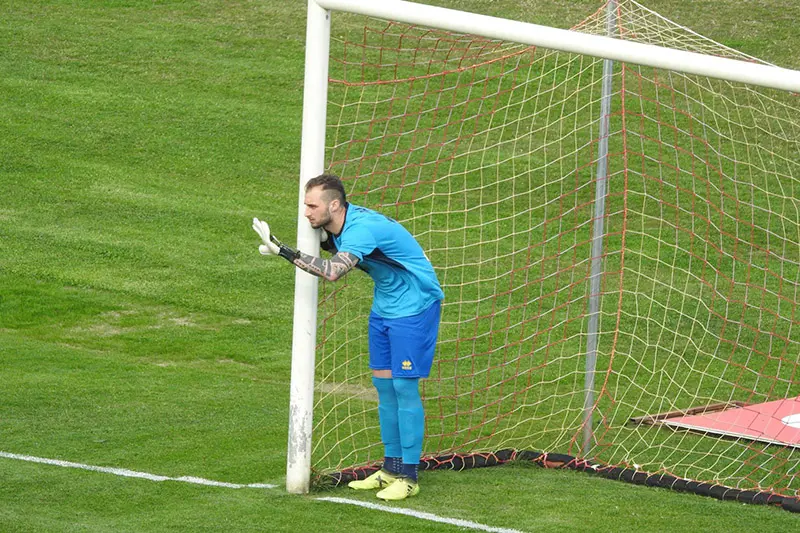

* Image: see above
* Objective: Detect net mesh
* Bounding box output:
[310,0,800,495]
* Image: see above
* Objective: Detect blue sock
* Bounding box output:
[401,462,419,482]
[372,377,402,460]
[383,456,402,475]
[392,377,424,482]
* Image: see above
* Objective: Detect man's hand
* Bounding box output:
[252,218,280,256]
[252,217,301,263]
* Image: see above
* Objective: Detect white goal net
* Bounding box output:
[305,0,800,498]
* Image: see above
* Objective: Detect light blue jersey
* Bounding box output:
[333,204,444,319]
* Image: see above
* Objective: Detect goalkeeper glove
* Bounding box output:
[252,217,300,263]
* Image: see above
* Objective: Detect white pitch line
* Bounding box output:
[316,497,527,533]
[0,451,275,489]
[4,450,524,531]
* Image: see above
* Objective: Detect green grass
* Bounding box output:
[2,1,800,531]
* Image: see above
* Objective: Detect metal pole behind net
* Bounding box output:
[583,0,617,458]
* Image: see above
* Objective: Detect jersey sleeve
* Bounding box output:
[336,223,376,261]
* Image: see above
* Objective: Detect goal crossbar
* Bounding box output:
[315,0,800,93]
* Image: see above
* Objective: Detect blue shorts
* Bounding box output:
[368,300,441,378]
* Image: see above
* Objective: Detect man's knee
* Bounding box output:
[391,376,420,400]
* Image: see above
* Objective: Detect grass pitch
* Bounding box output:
[1,1,799,531]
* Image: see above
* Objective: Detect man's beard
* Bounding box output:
[311,210,332,229]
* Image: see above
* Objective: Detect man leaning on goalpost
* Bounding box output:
[253,173,444,501]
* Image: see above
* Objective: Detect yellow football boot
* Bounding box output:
[348,469,398,490]
[375,477,420,501]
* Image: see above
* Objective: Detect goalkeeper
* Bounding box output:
[253,173,443,501]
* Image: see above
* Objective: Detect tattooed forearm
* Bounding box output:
[293,251,359,281]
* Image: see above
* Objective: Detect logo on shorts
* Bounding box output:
[402,360,412,371]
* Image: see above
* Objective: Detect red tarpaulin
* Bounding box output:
[659,397,800,449]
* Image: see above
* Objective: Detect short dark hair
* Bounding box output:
[305,173,347,205]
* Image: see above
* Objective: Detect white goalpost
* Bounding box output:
[288,0,800,501]
[285,0,329,495]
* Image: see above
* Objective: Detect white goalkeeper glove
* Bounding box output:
[252,218,280,256]
[252,217,301,263]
